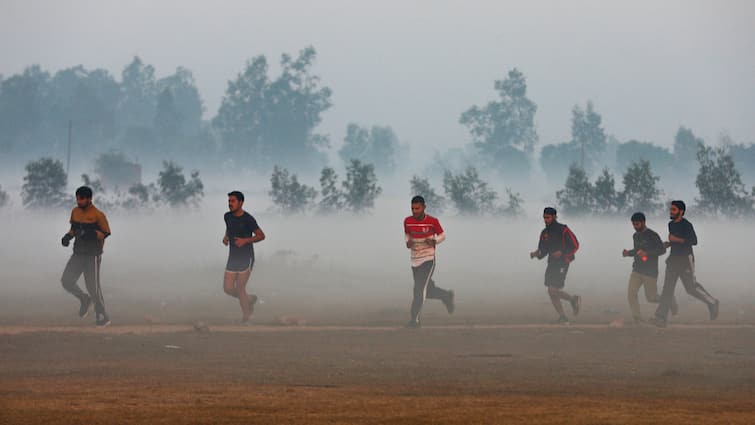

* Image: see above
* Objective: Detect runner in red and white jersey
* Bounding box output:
[403,195,454,328]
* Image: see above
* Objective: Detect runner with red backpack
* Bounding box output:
[530,207,582,324]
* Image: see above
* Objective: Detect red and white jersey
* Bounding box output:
[404,214,446,267]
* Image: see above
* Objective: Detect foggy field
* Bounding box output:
[2,1,754,422]
[1,194,754,327]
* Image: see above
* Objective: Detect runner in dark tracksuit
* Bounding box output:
[530,207,581,324]
[60,186,111,327]
[652,200,719,327]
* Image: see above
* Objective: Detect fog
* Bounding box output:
[1,1,754,326]
[1,188,753,326]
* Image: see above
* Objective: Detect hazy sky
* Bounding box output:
[2,0,754,154]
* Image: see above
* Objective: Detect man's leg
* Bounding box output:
[545,262,577,319]
[61,255,86,299]
[678,256,718,319]
[223,271,239,298]
[627,272,643,321]
[82,255,108,325]
[409,261,433,324]
[655,261,680,322]
[235,268,254,321]
[61,254,90,317]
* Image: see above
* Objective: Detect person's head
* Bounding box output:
[228,191,245,213]
[631,212,647,232]
[411,195,426,219]
[543,207,557,226]
[75,186,93,208]
[670,200,686,221]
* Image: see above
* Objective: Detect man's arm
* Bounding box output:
[647,231,666,256]
[95,212,111,241]
[233,228,265,247]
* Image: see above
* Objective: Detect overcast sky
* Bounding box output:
[2,0,753,154]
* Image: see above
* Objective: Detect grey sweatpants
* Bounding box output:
[61,254,106,315]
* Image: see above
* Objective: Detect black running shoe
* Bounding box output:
[570,295,581,316]
[555,316,570,325]
[78,294,92,318]
[96,313,111,328]
[709,300,720,321]
[649,317,667,328]
[405,320,421,329]
[444,290,455,315]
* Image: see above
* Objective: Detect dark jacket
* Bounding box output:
[627,227,666,277]
[537,222,579,264]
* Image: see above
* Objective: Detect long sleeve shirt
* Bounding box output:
[668,218,697,257]
[627,227,666,277]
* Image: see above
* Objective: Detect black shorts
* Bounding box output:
[544,262,569,288]
[226,254,254,272]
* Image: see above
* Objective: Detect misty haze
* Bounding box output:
[1,1,754,424]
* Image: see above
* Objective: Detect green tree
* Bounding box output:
[616,140,673,177]
[621,160,662,215]
[117,56,157,129]
[556,164,593,216]
[156,67,204,137]
[318,167,344,214]
[460,68,537,177]
[592,168,620,214]
[571,101,607,172]
[94,151,142,190]
[213,47,332,170]
[442,167,498,215]
[409,175,446,214]
[21,158,69,209]
[339,123,405,175]
[153,88,182,149]
[498,188,524,217]
[0,66,52,157]
[539,142,581,183]
[673,126,704,172]
[342,159,382,213]
[695,144,752,216]
[269,165,317,214]
[156,161,204,207]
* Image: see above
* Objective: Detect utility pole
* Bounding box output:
[66,120,72,179]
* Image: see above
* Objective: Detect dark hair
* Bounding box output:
[75,186,93,199]
[631,212,646,222]
[543,207,557,216]
[411,195,425,205]
[228,191,245,203]
[671,200,686,212]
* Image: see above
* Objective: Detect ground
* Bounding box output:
[1,295,754,424]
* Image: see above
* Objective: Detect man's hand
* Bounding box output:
[636,249,647,258]
[663,241,672,248]
[95,230,105,240]
[551,250,562,259]
[61,233,73,247]
[223,235,229,246]
[530,250,539,259]
[233,237,246,248]
[668,234,684,244]
[425,238,436,247]
[622,249,630,257]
